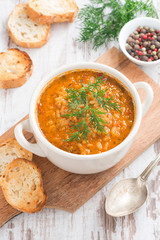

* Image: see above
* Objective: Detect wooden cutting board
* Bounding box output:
[1,47,160,227]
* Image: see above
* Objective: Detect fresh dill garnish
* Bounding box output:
[63,74,120,142]
[78,0,158,49]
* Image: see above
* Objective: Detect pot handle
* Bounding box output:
[134,82,153,118]
[14,119,46,157]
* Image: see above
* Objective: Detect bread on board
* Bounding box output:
[0,158,47,213]
[0,138,32,177]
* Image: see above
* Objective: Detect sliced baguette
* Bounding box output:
[0,48,33,89]
[0,138,32,178]
[8,4,50,48]
[0,158,47,213]
[27,0,79,24]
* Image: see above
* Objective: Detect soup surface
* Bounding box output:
[36,70,134,155]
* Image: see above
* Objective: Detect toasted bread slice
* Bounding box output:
[0,158,47,213]
[0,48,33,89]
[27,0,79,24]
[0,138,32,178]
[8,4,50,48]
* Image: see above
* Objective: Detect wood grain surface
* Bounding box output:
[1,47,160,229]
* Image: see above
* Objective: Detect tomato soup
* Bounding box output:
[36,70,135,155]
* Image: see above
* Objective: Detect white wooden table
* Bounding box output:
[0,0,160,239]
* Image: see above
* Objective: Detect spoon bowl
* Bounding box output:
[105,177,147,217]
[105,154,160,217]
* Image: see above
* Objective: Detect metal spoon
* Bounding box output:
[105,154,160,217]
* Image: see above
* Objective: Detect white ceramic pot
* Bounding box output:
[119,17,160,66]
[14,63,153,174]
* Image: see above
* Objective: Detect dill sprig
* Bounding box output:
[63,74,120,142]
[78,0,158,49]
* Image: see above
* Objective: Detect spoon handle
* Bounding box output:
[139,153,160,181]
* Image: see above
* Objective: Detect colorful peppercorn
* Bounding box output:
[126,25,160,62]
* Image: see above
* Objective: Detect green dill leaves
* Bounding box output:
[78,0,158,49]
[63,74,120,142]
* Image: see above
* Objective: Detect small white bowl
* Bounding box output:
[119,17,160,66]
